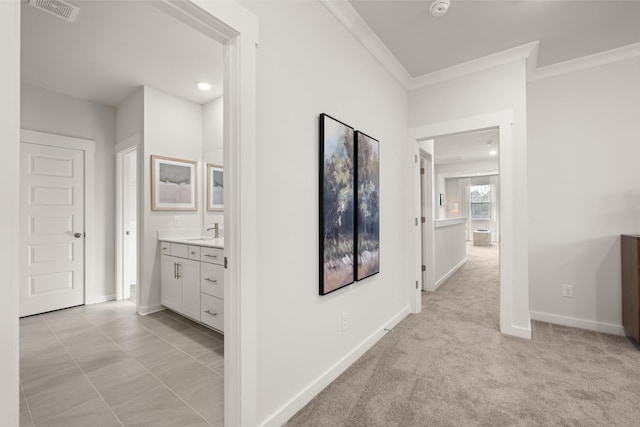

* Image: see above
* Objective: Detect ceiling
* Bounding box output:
[434,128,499,165]
[21,0,223,107]
[349,0,640,77]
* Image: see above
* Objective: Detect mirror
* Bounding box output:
[202,96,224,232]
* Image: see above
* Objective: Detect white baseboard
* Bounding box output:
[530,310,624,336]
[259,306,411,427]
[89,294,116,304]
[501,320,532,339]
[137,303,165,316]
[432,257,467,291]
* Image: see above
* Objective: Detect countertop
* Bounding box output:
[160,236,224,249]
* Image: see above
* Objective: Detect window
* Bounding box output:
[470,185,491,219]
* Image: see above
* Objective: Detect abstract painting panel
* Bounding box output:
[355,131,379,280]
[319,114,355,295]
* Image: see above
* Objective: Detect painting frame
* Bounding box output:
[151,155,198,211]
[355,131,380,281]
[207,163,224,211]
[319,113,356,295]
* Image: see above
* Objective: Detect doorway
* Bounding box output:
[408,110,531,339]
[16,1,258,425]
[116,144,138,304]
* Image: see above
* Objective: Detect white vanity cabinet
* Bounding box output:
[160,242,202,322]
[160,240,224,333]
[200,247,224,331]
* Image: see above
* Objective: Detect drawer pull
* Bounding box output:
[191,251,196,255]
[204,309,218,316]
[204,278,218,283]
[204,254,218,258]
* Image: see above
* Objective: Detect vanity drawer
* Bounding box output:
[201,247,224,265]
[188,245,201,260]
[201,293,224,332]
[201,262,224,298]
[160,241,170,255]
[170,243,188,258]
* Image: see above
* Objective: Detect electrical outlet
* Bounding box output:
[341,312,349,332]
[174,216,181,227]
[562,284,573,298]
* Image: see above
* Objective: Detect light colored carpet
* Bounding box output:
[286,243,640,426]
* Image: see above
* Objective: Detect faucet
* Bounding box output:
[207,223,220,238]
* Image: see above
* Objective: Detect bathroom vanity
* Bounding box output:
[159,236,225,333]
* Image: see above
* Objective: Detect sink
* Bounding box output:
[187,237,215,241]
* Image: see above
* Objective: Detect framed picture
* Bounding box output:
[319,113,355,295]
[207,164,224,211]
[355,131,380,281]
[151,155,198,211]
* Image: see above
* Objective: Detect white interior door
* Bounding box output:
[123,149,137,301]
[20,142,85,317]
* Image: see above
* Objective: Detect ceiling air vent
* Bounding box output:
[29,0,79,23]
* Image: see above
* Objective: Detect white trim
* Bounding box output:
[115,135,140,304]
[530,311,624,336]
[156,2,259,426]
[408,111,531,339]
[434,258,467,290]
[137,303,165,316]
[20,129,97,306]
[531,42,640,82]
[0,3,20,422]
[92,294,116,304]
[320,0,412,89]
[258,306,411,427]
[411,42,539,89]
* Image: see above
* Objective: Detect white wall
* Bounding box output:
[139,86,204,313]
[409,60,530,336]
[242,1,410,424]
[528,57,640,333]
[203,96,223,153]
[434,221,467,288]
[0,1,20,423]
[21,84,117,301]
[116,87,144,142]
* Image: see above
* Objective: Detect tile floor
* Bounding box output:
[19,301,224,427]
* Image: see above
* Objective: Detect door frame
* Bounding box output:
[408,110,531,339]
[419,150,435,291]
[115,134,140,303]
[151,2,259,425]
[20,129,96,306]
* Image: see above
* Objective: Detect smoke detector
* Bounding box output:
[430,0,450,17]
[29,0,80,23]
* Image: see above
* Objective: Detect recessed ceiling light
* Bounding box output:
[197,81,212,91]
[489,150,497,156]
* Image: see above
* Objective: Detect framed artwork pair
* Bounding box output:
[150,155,223,212]
[319,113,380,295]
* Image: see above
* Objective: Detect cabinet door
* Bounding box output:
[178,258,201,321]
[161,255,180,310]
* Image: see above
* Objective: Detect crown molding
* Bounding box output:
[323,0,640,91]
[530,42,640,81]
[410,41,540,90]
[320,0,413,89]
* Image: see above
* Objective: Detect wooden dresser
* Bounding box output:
[622,235,640,341]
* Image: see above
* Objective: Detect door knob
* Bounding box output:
[74,233,82,238]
